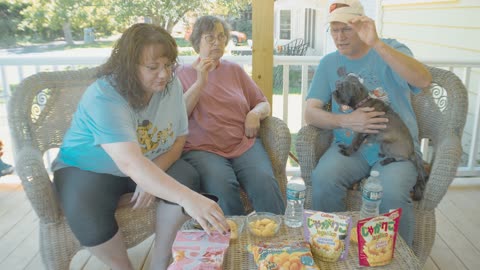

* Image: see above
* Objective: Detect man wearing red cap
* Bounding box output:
[305,0,432,247]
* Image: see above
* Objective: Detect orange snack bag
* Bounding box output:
[357,208,402,267]
[248,240,319,270]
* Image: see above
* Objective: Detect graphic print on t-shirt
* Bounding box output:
[136,120,174,154]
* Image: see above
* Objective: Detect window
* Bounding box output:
[280,10,291,40]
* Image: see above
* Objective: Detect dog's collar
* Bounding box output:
[354,95,372,110]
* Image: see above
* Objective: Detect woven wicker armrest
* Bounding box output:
[295,125,333,187]
[421,134,463,210]
[413,66,468,210]
[15,146,61,223]
[259,116,291,200]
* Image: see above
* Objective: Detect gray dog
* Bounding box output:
[333,75,427,201]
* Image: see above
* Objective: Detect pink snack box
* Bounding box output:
[167,230,230,270]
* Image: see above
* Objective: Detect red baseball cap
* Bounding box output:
[328,0,365,24]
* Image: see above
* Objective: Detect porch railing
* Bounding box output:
[1,54,479,177]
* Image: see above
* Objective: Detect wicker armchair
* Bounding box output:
[243,116,290,213]
[8,66,290,269]
[295,66,468,266]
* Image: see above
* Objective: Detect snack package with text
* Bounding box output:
[248,240,319,270]
[167,230,230,270]
[303,210,352,262]
[357,208,402,267]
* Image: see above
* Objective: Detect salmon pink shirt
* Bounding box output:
[177,60,267,158]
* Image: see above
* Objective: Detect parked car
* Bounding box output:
[184,29,247,46]
[229,31,247,45]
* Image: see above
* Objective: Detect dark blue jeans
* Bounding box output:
[311,143,416,247]
[182,139,285,215]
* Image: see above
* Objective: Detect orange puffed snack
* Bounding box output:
[248,241,319,270]
[357,208,402,267]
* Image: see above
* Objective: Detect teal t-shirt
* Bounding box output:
[52,76,188,176]
[306,39,421,165]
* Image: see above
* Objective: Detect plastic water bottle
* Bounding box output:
[284,176,306,228]
[360,170,383,219]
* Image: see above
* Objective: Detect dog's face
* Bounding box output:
[333,75,369,108]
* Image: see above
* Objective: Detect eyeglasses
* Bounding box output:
[139,62,177,74]
[203,34,227,44]
[329,26,354,36]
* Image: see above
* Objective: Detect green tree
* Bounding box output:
[112,0,208,33]
[112,0,251,33]
[51,0,78,44]
[0,1,30,46]
[19,0,121,44]
[14,0,251,44]
[212,0,250,17]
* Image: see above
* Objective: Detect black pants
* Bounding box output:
[53,159,200,247]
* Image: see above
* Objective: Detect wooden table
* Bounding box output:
[182,211,421,270]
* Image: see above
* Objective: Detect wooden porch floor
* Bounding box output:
[0,178,479,270]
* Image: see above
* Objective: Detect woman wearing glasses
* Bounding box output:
[177,16,285,216]
[51,23,228,270]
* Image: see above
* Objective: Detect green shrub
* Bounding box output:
[175,38,190,47]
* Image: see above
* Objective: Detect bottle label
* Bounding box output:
[287,188,306,200]
[362,189,383,201]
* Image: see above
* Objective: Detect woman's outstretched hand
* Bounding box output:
[131,185,156,209]
[180,192,229,235]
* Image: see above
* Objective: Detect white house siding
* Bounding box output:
[379,0,480,165]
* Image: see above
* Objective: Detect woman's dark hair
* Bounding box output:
[190,16,231,53]
[98,23,178,110]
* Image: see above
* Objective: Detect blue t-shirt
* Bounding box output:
[306,39,421,165]
[52,76,188,176]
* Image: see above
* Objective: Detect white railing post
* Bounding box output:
[1,66,11,98]
[300,64,309,129]
[463,67,471,89]
[282,65,290,124]
[467,83,480,171]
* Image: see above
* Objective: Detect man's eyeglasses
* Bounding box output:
[203,34,227,44]
[328,26,354,36]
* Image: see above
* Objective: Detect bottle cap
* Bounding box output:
[288,176,305,184]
